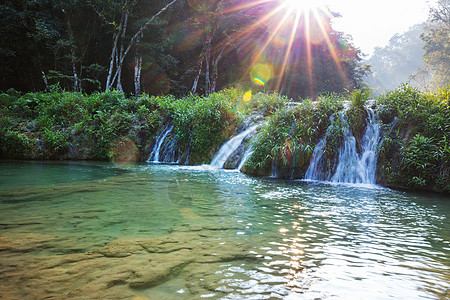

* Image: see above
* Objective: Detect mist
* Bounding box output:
[364,23,430,94]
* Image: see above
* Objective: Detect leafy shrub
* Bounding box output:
[246,94,343,178]
[0,131,35,159]
[401,134,439,188]
[169,91,236,164]
[346,89,370,143]
[240,91,289,116]
[376,85,450,192]
[43,129,70,158]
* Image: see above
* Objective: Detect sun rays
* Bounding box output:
[219,0,350,96]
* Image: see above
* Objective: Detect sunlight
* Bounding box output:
[280,0,325,14]
[217,0,347,94]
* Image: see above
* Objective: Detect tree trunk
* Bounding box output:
[134,55,143,96]
[116,11,128,92]
[104,0,178,92]
[210,46,226,94]
[105,19,122,90]
[191,58,203,94]
[204,34,212,95]
[65,15,80,92]
[41,71,49,90]
[71,54,79,92]
[133,32,143,96]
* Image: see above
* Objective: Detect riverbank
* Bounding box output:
[1,86,449,193]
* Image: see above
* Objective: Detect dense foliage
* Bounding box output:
[422,0,450,89]
[0,0,367,99]
[1,86,449,193]
[376,84,450,193]
[245,94,343,177]
[0,88,280,164]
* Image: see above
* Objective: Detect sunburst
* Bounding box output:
[279,0,326,14]
[203,0,348,96]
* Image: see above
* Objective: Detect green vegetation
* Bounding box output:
[245,94,343,178]
[346,89,370,152]
[0,89,163,160]
[376,84,450,193]
[0,88,286,165]
[1,85,449,194]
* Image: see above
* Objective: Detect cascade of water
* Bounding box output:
[184,143,191,165]
[305,114,336,181]
[331,109,381,184]
[147,124,174,163]
[160,135,178,163]
[271,160,278,178]
[305,109,382,184]
[210,125,258,168]
[237,147,254,171]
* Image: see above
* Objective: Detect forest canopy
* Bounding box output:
[365,0,450,93]
[0,0,369,99]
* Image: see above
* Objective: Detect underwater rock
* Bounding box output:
[0,220,266,299]
[128,249,194,288]
[92,239,144,257]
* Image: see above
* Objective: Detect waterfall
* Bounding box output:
[237,147,254,171]
[331,109,381,184]
[305,109,382,184]
[210,125,258,168]
[305,114,336,181]
[147,124,173,163]
[159,135,178,163]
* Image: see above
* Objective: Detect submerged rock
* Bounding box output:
[0,224,265,299]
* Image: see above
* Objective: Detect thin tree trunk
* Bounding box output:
[79,64,83,92]
[134,32,143,96]
[105,16,122,90]
[204,35,212,95]
[65,15,80,92]
[210,46,226,94]
[116,11,128,92]
[191,58,203,94]
[71,54,79,92]
[134,55,143,96]
[41,71,49,90]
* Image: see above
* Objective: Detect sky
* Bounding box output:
[324,0,437,56]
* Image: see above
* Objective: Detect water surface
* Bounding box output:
[0,161,449,299]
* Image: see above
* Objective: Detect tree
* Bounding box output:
[183,0,267,95]
[365,23,428,94]
[422,0,450,88]
[89,0,178,93]
[0,0,107,92]
[0,0,63,91]
[259,7,368,99]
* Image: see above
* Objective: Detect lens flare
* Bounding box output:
[109,137,139,168]
[243,90,252,102]
[253,77,265,86]
[250,63,273,86]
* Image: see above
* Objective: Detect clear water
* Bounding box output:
[0,161,449,299]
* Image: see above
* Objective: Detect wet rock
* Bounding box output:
[0,234,55,253]
[0,224,264,299]
[128,249,193,288]
[92,239,144,257]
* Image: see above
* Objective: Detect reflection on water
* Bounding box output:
[0,161,449,299]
